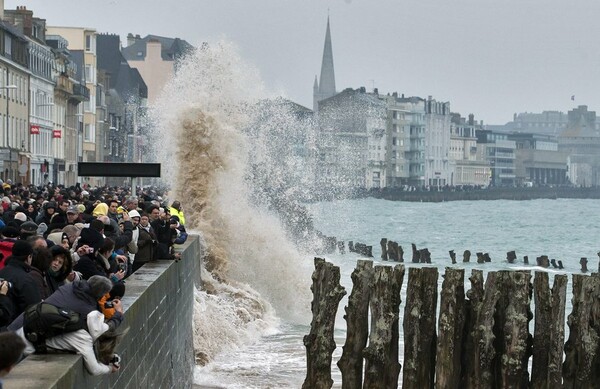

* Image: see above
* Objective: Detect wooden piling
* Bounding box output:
[476,252,484,264]
[580,257,588,273]
[412,243,419,263]
[302,258,347,389]
[563,273,600,388]
[463,250,471,263]
[380,238,388,261]
[398,244,404,262]
[462,270,485,387]
[338,260,374,389]
[402,267,439,389]
[507,251,516,264]
[363,265,405,389]
[435,268,466,389]
[449,250,456,264]
[523,255,529,264]
[483,253,491,262]
[531,272,568,389]
[464,271,502,389]
[387,241,397,261]
[496,271,532,388]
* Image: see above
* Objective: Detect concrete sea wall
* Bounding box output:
[4,235,202,389]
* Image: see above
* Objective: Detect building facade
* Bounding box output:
[449,113,491,186]
[476,129,517,186]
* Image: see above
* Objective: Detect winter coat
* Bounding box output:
[29,267,51,300]
[135,226,156,264]
[0,293,15,329]
[73,253,109,280]
[16,311,112,375]
[0,258,41,322]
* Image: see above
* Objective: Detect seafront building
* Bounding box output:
[0,2,189,186]
[122,33,192,105]
[449,113,491,186]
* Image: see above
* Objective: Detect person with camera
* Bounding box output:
[0,241,41,325]
[73,229,125,290]
[0,279,15,330]
[8,276,124,375]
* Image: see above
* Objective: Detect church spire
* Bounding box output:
[313,16,336,113]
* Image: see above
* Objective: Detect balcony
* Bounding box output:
[55,75,73,95]
[70,83,90,102]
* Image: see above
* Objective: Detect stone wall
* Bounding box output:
[4,235,202,389]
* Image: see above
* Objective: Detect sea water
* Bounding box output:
[149,43,598,388]
[191,198,598,388]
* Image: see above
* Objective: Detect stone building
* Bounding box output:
[449,113,490,186]
[508,132,567,185]
[0,12,29,184]
[476,129,517,186]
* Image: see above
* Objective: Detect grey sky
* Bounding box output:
[7,0,600,124]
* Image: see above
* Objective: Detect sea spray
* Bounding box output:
[152,42,314,364]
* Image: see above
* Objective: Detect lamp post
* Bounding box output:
[1,84,17,182]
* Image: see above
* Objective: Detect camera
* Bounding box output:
[118,262,127,272]
[86,247,94,254]
[109,354,121,367]
[104,301,114,309]
[0,278,12,289]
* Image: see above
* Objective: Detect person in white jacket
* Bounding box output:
[15,309,121,375]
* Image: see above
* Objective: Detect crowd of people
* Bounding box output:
[0,179,187,383]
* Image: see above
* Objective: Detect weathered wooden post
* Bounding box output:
[349,241,355,253]
[449,250,456,264]
[402,267,439,389]
[476,252,484,264]
[580,257,588,273]
[531,272,568,389]
[380,238,388,261]
[563,274,600,388]
[411,243,419,263]
[463,250,471,263]
[558,260,564,269]
[483,253,491,262]
[363,264,405,389]
[366,245,373,258]
[387,241,396,261]
[463,271,502,389]
[523,255,529,264]
[338,260,374,389]
[550,259,558,268]
[398,244,404,262]
[303,258,346,389]
[435,268,466,389]
[496,271,532,388]
[461,270,484,387]
[338,241,346,254]
[597,251,600,272]
[506,251,516,264]
[540,255,549,268]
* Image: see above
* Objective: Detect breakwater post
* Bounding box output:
[304,260,600,388]
[302,258,346,389]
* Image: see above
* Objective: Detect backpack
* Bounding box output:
[0,239,15,270]
[23,302,87,353]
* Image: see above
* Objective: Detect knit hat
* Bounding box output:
[20,221,39,234]
[78,227,104,253]
[12,240,33,258]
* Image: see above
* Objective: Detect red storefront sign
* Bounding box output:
[30,125,40,134]
[52,129,62,138]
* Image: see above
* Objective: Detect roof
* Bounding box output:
[122,34,193,62]
[97,34,148,99]
[0,19,28,42]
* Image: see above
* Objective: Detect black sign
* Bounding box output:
[78,162,161,177]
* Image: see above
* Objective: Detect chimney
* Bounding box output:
[0,0,4,20]
[127,33,135,46]
[468,114,474,126]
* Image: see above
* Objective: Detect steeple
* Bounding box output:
[313,16,336,113]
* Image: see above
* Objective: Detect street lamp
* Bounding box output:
[1,84,17,182]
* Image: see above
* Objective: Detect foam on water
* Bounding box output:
[151,42,315,375]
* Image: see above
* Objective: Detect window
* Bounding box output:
[84,123,91,141]
[4,35,11,56]
[85,65,94,83]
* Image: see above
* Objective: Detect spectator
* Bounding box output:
[65,206,81,225]
[0,331,26,385]
[35,201,56,225]
[0,280,15,329]
[169,201,186,226]
[46,245,75,295]
[29,248,52,300]
[10,276,124,376]
[133,213,156,273]
[0,241,40,324]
